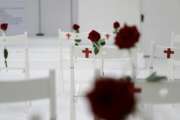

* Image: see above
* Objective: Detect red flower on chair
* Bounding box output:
[88,30,101,43]
[72,24,81,46]
[115,25,140,49]
[72,24,80,33]
[105,34,110,40]
[113,21,120,29]
[0,23,8,32]
[113,21,120,34]
[66,33,71,39]
[88,30,106,55]
[86,77,141,120]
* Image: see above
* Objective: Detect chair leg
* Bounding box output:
[140,104,154,120]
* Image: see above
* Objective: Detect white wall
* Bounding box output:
[78,0,141,32]
[24,0,72,36]
[24,0,141,36]
[78,0,180,54]
[141,0,180,54]
[24,0,180,51]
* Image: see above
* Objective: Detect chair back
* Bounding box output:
[171,32,180,48]
[149,42,174,80]
[137,80,180,104]
[0,32,30,78]
[58,29,91,46]
[0,70,57,120]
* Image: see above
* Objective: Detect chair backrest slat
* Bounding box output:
[0,70,56,119]
[172,47,180,61]
[0,70,55,102]
[137,81,180,104]
[0,32,30,78]
[0,32,28,46]
[171,32,180,48]
[0,77,50,103]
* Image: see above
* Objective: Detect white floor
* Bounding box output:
[0,37,180,120]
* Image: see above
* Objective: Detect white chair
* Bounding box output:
[58,29,91,96]
[170,33,180,80]
[59,29,137,78]
[69,45,95,120]
[137,81,180,104]
[136,80,180,119]
[171,32,180,48]
[100,46,138,78]
[70,44,139,120]
[59,29,138,120]
[0,70,57,120]
[149,42,174,80]
[69,42,107,120]
[169,47,180,80]
[0,32,30,79]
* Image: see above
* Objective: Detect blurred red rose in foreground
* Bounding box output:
[86,77,141,120]
[115,25,140,49]
[0,23,8,31]
[88,30,101,43]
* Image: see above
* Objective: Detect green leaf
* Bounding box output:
[93,43,100,55]
[94,47,99,55]
[99,39,106,46]
[75,39,81,43]
[146,72,167,82]
[4,48,8,59]
[75,43,79,46]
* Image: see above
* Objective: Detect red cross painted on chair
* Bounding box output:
[82,48,92,58]
[65,33,71,39]
[105,34,110,40]
[164,48,174,59]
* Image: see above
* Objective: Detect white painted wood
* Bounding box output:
[0,70,57,120]
[169,47,180,81]
[149,43,174,80]
[78,0,141,32]
[141,0,180,54]
[171,32,180,48]
[59,30,139,120]
[70,45,76,120]
[58,29,91,46]
[0,32,28,45]
[0,32,30,79]
[137,80,180,104]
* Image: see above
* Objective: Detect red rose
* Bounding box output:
[0,23,8,31]
[87,77,140,120]
[113,21,120,29]
[115,25,140,49]
[88,30,101,42]
[73,24,80,32]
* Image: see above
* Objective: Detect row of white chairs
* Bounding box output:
[1,70,180,120]
[0,32,62,79]
[0,31,180,120]
[149,32,180,81]
[0,33,60,119]
[58,30,140,120]
[58,30,180,120]
[1,31,179,79]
